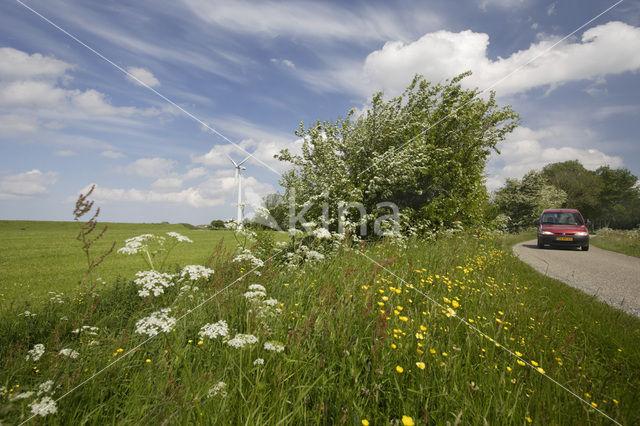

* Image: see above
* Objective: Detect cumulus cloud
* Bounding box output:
[362,21,640,97]
[486,126,624,190]
[120,157,176,178]
[298,21,640,98]
[0,48,73,81]
[0,169,58,199]
[126,66,160,87]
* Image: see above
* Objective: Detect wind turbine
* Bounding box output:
[227,154,251,228]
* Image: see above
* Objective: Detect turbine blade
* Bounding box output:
[225,153,238,167]
[237,154,252,166]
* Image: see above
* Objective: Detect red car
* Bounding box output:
[535,209,590,251]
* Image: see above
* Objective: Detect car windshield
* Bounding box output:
[541,212,584,225]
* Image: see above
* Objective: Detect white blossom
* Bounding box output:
[71,325,99,335]
[180,265,214,281]
[207,381,227,398]
[263,298,278,307]
[135,308,176,337]
[263,341,285,352]
[134,270,175,297]
[30,396,57,417]
[20,310,37,317]
[227,333,258,349]
[199,320,229,340]
[38,380,54,395]
[166,232,193,243]
[11,391,34,400]
[288,228,304,238]
[26,344,45,361]
[59,348,79,359]
[313,227,332,239]
[253,358,264,365]
[117,234,155,255]
[305,250,325,262]
[244,291,266,300]
[248,284,266,292]
[233,249,264,268]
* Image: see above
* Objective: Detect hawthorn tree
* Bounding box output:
[274,72,519,236]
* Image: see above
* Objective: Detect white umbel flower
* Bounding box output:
[207,381,227,398]
[180,265,214,281]
[263,341,285,352]
[30,396,57,417]
[134,270,175,297]
[166,232,193,243]
[135,308,176,337]
[59,348,79,359]
[199,320,229,340]
[26,344,45,361]
[227,333,258,349]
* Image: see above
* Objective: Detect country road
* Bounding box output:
[512,240,640,317]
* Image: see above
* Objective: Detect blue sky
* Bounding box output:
[1,0,639,224]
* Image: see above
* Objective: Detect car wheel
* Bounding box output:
[582,245,589,251]
[537,238,544,249]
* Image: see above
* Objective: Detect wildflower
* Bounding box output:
[180,265,214,281]
[313,227,332,239]
[537,367,546,374]
[613,399,619,404]
[525,416,532,423]
[59,349,79,359]
[30,396,57,417]
[11,391,34,400]
[305,250,325,262]
[416,362,426,370]
[253,358,265,365]
[26,344,45,362]
[208,381,228,398]
[166,232,193,243]
[233,249,265,268]
[199,320,229,340]
[248,284,266,292]
[38,380,54,395]
[263,341,285,352]
[227,334,259,349]
[429,348,436,354]
[135,308,176,337]
[244,290,267,299]
[517,360,525,366]
[145,359,151,363]
[198,341,204,345]
[362,420,370,426]
[395,365,404,373]
[420,325,427,331]
[591,401,598,408]
[402,415,415,426]
[134,270,175,297]
[117,234,155,255]
[399,316,408,322]
[451,300,460,308]
[506,366,512,372]
[515,351,523,357]
[71,325,99,335]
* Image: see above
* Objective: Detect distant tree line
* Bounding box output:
[491,160,640,232]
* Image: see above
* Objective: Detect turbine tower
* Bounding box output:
[227,154,251,228]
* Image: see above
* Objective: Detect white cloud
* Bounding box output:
[181,0,440,43]
[301,21,640,98]
[126,67,160,87]
[0,48,73,81]
[0,169,58,199]
[150,167,208,191]
[0,114,38,137]
[593,105,640,120]
[270,58,296,69]
[83,184,225,208]
[478,0,528,10]
[486,126,624,190]
[120,157,176,178]
[101,150,125,159]
[546,2,557,16]
[53,150,76,157]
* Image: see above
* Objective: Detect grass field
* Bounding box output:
[0,221,284,304]
[591,228,640,258]
[0,224,638,424]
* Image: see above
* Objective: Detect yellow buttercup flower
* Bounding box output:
[396,365,404,373]
[402,415,415,426]
[416,362,426,370]
[361,420,370,426]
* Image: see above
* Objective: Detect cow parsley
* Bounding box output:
[117,234,155,255]
[134,270,175,297]
[263,341,285,352]
[180,265,214,281]
[26,344,45,361]
[59,348,79,359]
[38,380,54,395]
[30,396,57,417]
[253,358,264,365]
[135,308,176,337]
[166,232,193,243]
[199,320,229,340]
[244,290,266,299]
[227,333,258,349]
[208,381,227,398]
[313,227,332,239]
[233,250,265,268]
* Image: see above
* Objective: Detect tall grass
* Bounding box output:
[591,228,640,258]
[0,232,638,424]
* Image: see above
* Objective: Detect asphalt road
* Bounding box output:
[512,240,640,317]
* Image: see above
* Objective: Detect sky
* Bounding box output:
[1,0,639,224]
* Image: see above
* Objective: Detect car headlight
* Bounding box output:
[574,232,588,236]
[540,230,553,235]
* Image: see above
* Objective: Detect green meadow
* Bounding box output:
[0,223,638,424]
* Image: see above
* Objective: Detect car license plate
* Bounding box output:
[556,237,573,241]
